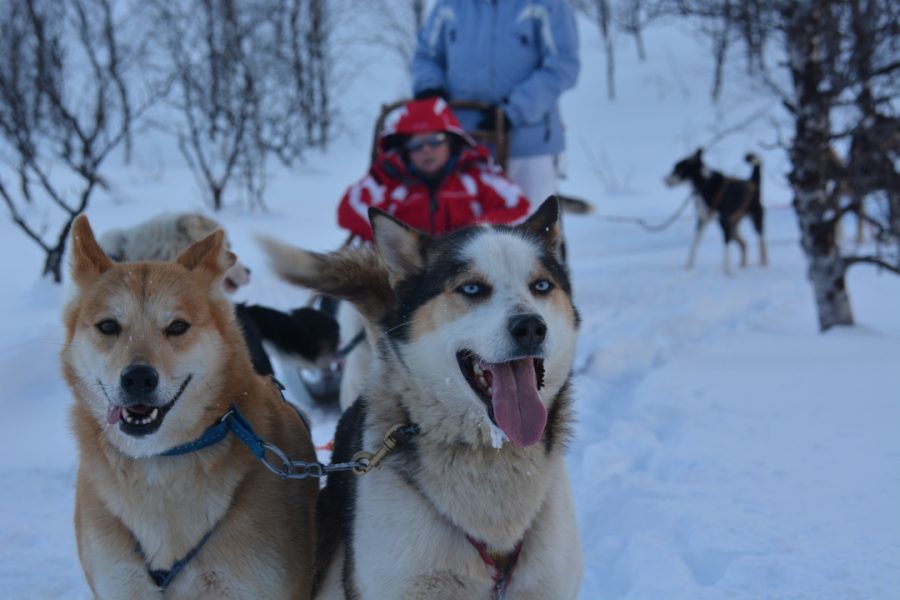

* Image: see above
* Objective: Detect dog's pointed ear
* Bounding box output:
[369,207,428,283]
[70,214,114,288]
[520,196,564,260]
[176,229,236,284]
[694,148,703,160]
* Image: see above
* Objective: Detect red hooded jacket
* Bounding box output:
[337,98,529,241]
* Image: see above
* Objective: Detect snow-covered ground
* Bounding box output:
[2,15,899,600]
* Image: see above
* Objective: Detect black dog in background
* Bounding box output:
[235,304,339,391]
[665,149,768,273]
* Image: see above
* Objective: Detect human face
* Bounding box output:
[406,132,451,177]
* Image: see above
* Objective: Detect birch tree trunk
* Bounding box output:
[784,0,854,330]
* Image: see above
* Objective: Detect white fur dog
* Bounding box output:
[99,212,251,293]
[261,197,583,599]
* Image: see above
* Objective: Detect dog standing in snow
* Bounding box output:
[665,149,768,273]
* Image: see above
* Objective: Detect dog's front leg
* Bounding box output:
[759,236,769,267]
[732,228,748,268]
[686,214,711,269]
[75,482,162,599]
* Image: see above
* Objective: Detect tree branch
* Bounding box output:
[844,255,900,276]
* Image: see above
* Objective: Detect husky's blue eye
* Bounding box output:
[457,282,490,298]
[96,319,121,336]
[531,279,553,295]
[165,320,191,336]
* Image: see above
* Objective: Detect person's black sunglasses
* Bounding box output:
[405,132,448,152]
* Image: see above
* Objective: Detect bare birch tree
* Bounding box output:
[358,0,427,73]
[149,0,334,211]
[573,0,671,100]
[0,0,159,282]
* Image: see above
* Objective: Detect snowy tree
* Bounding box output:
[357,0,427,74]
[0,0,159,282]
[572,0,669,100]
[149,0,334,211]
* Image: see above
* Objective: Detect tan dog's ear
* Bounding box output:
[369,207,429,284]
[176,229,236,285]
[70,214,114,288]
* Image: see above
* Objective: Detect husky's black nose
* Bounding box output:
[509,314,547,355]
[120,364,159,398]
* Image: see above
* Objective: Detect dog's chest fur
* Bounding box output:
[375,416,559,551]
[320,381,576,598]
[79,414,245,568]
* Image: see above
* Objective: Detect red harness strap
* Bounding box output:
[466,535,525,599]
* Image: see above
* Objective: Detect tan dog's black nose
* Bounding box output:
[509,314,547,355]
[120,364,159,399]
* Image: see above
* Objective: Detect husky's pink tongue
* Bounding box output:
[489,358,547,448]
[107,405,122,425]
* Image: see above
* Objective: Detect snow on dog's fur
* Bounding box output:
[260,197,583,599]
[61,215,317,599]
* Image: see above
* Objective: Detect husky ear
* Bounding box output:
[369,208,428,283]
[520,196,564,259]
[70,214,114,288]
[694,148,704,160]
[176,229,236,284]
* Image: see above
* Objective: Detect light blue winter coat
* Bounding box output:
[411,0,580,159]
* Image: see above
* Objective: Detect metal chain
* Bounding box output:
[256,442,367,480]
[255,422,419,480]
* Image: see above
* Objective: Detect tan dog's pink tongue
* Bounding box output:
[107,405,122,425]
[490,358,547,448]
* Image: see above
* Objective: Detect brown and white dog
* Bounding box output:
[260,197,583,599]
[61,215,318,599]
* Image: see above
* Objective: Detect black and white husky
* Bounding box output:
[260,198,583,599]
[664,149,768,273]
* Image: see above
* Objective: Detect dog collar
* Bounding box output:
[160,377,308,461]
[159,404,266,458]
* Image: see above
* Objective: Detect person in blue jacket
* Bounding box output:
[411,0,580,206]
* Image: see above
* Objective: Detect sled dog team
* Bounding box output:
[61,197,583,599]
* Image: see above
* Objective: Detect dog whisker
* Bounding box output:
[378,319,416,339]
[33,339,69,348]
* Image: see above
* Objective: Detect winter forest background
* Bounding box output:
[1,1,899,598]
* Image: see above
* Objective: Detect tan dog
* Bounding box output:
[61,215,317,599]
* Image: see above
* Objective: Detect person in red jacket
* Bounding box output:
[337,97,530,242]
